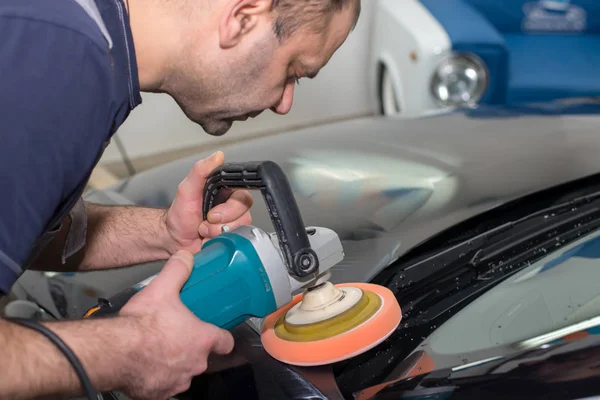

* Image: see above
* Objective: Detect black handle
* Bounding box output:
[203,161,319,277]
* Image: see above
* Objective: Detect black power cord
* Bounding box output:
[6,317,99,400]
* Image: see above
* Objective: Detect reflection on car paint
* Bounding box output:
[366,337,600,400]
[287,150,456,234]
[518,315,600,349]
[354,351,437,400]
[540,233,600,273]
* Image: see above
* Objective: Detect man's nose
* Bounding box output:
[271,80,295,115]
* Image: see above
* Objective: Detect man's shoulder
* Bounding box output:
[0,0,110,52]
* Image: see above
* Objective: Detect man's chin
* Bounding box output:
[199,119,234,137]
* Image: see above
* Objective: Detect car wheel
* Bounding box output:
[380,66,400,116]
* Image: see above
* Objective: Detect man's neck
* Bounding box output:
[125,0,177,92]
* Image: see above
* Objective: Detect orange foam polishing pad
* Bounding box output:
[260,283,402,366]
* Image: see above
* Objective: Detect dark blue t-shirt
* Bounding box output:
[0,0,142,294]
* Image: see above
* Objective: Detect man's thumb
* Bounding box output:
[148,250,194,293]
[194,151,224,181]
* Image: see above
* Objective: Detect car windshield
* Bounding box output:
[333,173,600,397]
[428,227,600,355]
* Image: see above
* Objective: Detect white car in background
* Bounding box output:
[370,0,600,116]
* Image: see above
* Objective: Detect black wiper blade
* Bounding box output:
[388,192,600,295]
[385,230,497,300]
[472,205,600,265]
[472,201,600,273]
[397,199,600,329]
[405,211,600,328]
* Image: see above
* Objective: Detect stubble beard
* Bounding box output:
[166,31,280,136]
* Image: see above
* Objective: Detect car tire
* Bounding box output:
[379,66,400,116]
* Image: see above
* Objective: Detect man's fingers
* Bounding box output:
[147,250,194,294]
[206,190,254,224]
[199,210,252,238]
[210,328,235,355]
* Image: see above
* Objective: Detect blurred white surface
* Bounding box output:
[100,0,376,164]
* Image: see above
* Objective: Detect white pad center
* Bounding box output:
[284,282,363,325]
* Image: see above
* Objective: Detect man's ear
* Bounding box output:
[219,0,274,48]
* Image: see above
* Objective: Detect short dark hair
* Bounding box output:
[271,0,361,40]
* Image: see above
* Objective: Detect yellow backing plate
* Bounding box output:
[274,289,382,342]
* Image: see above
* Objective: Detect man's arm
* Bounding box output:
[30,203,173,272]
[0,316,136,399]
[1,251,235,400]
[30,152,253,273]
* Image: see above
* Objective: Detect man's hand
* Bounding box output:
[0,251,234,400]
[119,250,235,399]
[163,151,253,255]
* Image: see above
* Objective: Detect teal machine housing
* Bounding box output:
[86,161,322,330]
[180,232,276,330]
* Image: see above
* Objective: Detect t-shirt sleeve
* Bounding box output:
[0,17,113,294]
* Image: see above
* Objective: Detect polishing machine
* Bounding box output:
[85,161,402,367]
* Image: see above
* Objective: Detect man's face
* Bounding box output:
[168,0,356,136]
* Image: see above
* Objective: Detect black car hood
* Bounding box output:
[14,107,600,400]
[111,109,600,284]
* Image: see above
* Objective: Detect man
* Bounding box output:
[0,0,360,398]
